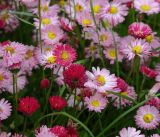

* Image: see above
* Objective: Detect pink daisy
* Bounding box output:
[35,125,57,137]
[60,17,75,32]
[54,44,77,67]
[100,1,128,26]
[148,83,160,97]
[91,28,120,47]
[84,92,107,112]
[12,133,26,137]
[40,51,57,69]
[2,41,26,68]
[42,25,64,45]
[21,0,38,8]
[0,132,11,137]
[85,67,117,93]
[116,127,145,137]
[121,39,151,60]
[128,22,152,39]
[135,105,160,130]
[0,98,12,120]
[34,15,59,29]
[134,0,160,15]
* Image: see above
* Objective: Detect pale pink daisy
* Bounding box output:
[60,17,75,32]
[110,86,137,108]
[116,127,145,137]
[135,105,160,130]
[151,134,160,137]
[128,22,152,39]
[84,92,107,112]
[21,46,38,74]
[100,1,128,26]
[40,51,57,69]
[83,27,97,40]
[34,15,59,29]
[76,11,95,27]
[103,45,123,64]
[121,39,151,60]
[2,41,26,68]
[91,28,120,47]
[12,133,26,137]
[148,83,160,97]
[65,0,89,19]
[0,98,12,120]
[84,67,117,93]
[35,125,57,137]
[54,44,77,67]
[42,25,64,45]
[134,0,160,15]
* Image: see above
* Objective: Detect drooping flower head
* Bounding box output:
[140,65,157,78]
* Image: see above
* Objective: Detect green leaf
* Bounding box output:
[17,16,35,27]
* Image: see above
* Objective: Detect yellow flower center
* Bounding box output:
[47,56,56,64]
[61,51,70,60]
[59,0,66,7]
[143,114,154,123]
[0,74,3,81]
[93,5,101,13]
[42,18,51,25]
[48,32,56,40]
[96,75,106,86]
[100,34,108,42]
[132,45,142,54]
[140,5,151,11]
[89,45,97,52]
[120,91,128,96]
[41,5,49,12]
[108,49,116,59]
[82,19,91,26]
[76,96,81,101]
[91,100,100,107]
[25,50,33,59]
[1,12,9,21]
[75,4,83,12]
[145,35,153,43]
[5,46,15,54]
[109,6,118,14]
[45,47,52,52]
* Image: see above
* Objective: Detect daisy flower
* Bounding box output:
[128,22,152,39]
[84,93,107,112]
[34,15,59,29]
[0,98,12,120]
[50,126,68,137]
[54,44,77,67]
[135,105,160,130]
[60,17,75,32]
[35,125,57,137]
[2,41,26,68]
[84,67,117,93]
[146,97,160,110]
[76,11,95,27]
[21,0,38,8]
[12,133,26,137]
[53,65,64,86]
[63,64,87,88]
[100,1,128,26]
[116,127,145,137]
[0,132,11,137]
[40,51,57,69]
[121,39,151,60]
[134,0,160,15]
[103,46,123,64]
[42,25,64,45]
[91,28,120,47]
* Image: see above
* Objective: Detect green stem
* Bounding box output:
[96,93,160,137]
[38,0,42,53]
[22,117,27,136]
[35,112,95,137]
